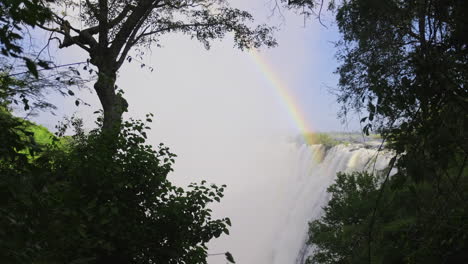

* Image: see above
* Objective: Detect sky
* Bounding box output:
[32,0,357,139]
[28,0,359,189]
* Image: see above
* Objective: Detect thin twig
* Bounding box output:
[5,61,87,77]
[317,0,328,29]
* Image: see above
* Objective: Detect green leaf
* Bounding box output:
[37,60,50,69]
[25,58,38,78]
[225,252,235,263]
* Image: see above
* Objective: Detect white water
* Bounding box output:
[271,143,393,264]
[204,142,393,264]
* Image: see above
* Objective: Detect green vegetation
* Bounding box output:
[0,105,68,159]
[1,1,259,262]
[15,120,58,158]
[303,133,342,148]
[1,0,466,263]
[24,122,54,145]
[307,167,468,263]
[300,132,382,148]
[1,111,232,264]
[291,0,468,263]
[1,70,235,263]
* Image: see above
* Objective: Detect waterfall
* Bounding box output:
[268,143,393,264]
[205,141,393,264]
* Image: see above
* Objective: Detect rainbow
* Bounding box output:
[250,49,314,143]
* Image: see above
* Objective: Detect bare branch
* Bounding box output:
[110,0,156,59]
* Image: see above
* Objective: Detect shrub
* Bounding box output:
[1,116,230,264]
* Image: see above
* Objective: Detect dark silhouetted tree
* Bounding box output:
[290,1,468,263]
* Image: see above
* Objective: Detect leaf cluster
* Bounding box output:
[298,1,468,262]
[0,0,58,80]
[307,169,468,264]
[0,0,52,57]
[0,113,231,264]
[333,0,467,170]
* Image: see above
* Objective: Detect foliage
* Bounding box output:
[0,70,84,163]
[299,132,383,148]
[0,0,52,58]
[307,172,381,264]
[295,0,468,263]
[0,0,89,114]
[1,2,242,263]
[302,133,341,148]
[0,0,57,83]
[307,168,468,264]
[0,104,35,162]
[0,113,231,264]
[332,0,467,167]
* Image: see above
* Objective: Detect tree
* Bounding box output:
[1,2,247,263]
[332,0,467,166]
[1,114,232,264]
[307,169,468,264]
[294,0,468,263]
[331,4,468,251]
[37,0,276,134]
[307,172,382,264]
[0,1,241,264]
[285,0,467,160]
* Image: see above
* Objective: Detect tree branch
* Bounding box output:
[110,0,156,58]
[98,0,109,46]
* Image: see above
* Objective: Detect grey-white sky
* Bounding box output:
[32,0,359,140]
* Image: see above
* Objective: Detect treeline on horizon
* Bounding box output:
[1,0,467,264]
[296,132,382,148]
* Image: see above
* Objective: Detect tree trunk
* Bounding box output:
[94,66,127,135]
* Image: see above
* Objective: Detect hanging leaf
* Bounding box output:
[25,58,38,78]
[37,60,51,69]
[225,252,235,263]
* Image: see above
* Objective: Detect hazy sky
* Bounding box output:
[33,0,357,139]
